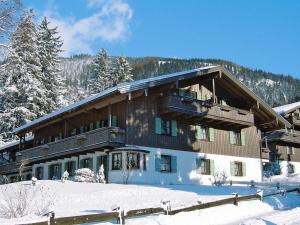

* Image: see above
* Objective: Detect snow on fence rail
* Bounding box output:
[24,188,300,225]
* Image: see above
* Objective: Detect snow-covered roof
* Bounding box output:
[273,102,300,115]
[0,135,33,151]
[14,66,216,134]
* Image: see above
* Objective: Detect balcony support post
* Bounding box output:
[64,120,68,138]
[108,105,112,127]
[212,78,216,104]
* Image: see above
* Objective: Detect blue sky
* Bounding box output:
[24,0,300,78]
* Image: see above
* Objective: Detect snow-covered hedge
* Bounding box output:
[74,168,96,183]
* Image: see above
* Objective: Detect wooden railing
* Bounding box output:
[0,161,20,174]
[16,127,126,163]
[292,117,300,126]
[160,95,254,127]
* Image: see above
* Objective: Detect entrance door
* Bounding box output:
[97,155,109,182]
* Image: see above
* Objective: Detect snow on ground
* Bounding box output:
[92,192,300,225]
[0,180,299,225]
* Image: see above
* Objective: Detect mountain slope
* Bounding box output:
[59,55,300,107]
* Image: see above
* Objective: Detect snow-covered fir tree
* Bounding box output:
[38,17,64,110]
[0,10,47,142]
[114,56,133,85]
[88,48,113,94]
[96,164,106,183]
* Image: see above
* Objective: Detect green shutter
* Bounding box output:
[96,121,100,129]
[196,92,202,100]
[241,131,245,146]
[80,159,84,168]
[80,126,84,133]
[171,120,177,136]
[196,158,202,174]
[230,161,235,176]
[155,117,162,134]
[179,88,185,97]
[171,156,177,173]
[96,156,101,171]
[229,131,235,144]
[155,154,161,172]
[112,116,117,127]
[292,147,295,155]
[89,158,93,170]
[195,125,201,140]
[209,128,215,142]
[286,146,290,155]
[210,159,215,175]
[58,163,62,178]
[89,123,94,130]
[242,162,246,176]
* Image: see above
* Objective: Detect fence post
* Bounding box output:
[115,208,125,225]
[258,190,264,201]
[49,211,55,225]
[233,193,238,206]
[161,200,171,215]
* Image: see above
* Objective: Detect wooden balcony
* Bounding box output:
[0,161,20,174]
[266,131,300,145]
[17,127,126,164]
[160,95,254,128]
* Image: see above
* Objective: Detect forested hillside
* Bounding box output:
[60,55,300,107]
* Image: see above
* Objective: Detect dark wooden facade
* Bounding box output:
[0,67,288,176]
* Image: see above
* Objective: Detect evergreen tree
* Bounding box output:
[88,48,112,94]
[114,56,133,85]
[0,10,47,141]
[38,17,64,110]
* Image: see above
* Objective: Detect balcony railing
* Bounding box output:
[160,95,254,128]
[292,117,300,126]
[17,127,126,163]
[0,161,20,174]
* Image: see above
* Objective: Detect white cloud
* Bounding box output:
[43,0,133,56]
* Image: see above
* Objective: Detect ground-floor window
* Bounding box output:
[80,158,93,170]
[201,159,211,175]
[65,161,76,176]
[112,153,122,170]
[48,163,62,180]
[288,163,295,174]
[35,166,44,180]
[155,154,177,173]
[127,152,140,169]
[231,161,244,176]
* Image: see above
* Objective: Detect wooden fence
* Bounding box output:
[23,188,300,225]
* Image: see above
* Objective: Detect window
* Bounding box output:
[80,158,93,170]
[288,163,295,174]
[229,130,245,146]
[65,161,76,176]
[161,155,171,172]
[201,159,211,175]
[196,126,209,140]
[48,163,62,180]
[178,88,197,99]
[287,146,295,155]
[35,166,44,180]
[112,153,122,170]
[127,152,140,169]
[232,161,243,177]
[161,120,171,135]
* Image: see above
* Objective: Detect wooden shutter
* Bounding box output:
[80,159,84,168]
[155,117,162,134]
[171,120,177,136]
[209,128,215,142]
[196,91,202,100]
[286,146,291,155]
[195,125,201,140]
[155,154,161,172]
[112,116,117,127]
[210,159,215,175]
[241,131,245,146]
[229,131,235,144]
[292,147,295,155]
[58,163,62,178]
[230,161,235,176]
[242,162,246,176]
[196,158,202,174]
[96,121,100,129]
[96,156,101,171]
[179,88,185,97]
[171,156,177,173]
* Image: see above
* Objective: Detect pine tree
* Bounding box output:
[0,10,47,141]
[114,56,133,85]
[38,17,64,111]
[88,48,112,94]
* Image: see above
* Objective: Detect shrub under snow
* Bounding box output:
[74,168,96,183]
[61,171,69,183]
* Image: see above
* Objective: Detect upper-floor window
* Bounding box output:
[229,130,245,146]
[155,117,177,136]
[195,126,215,142]
[178,88,197,99]
[287,146,295,155]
